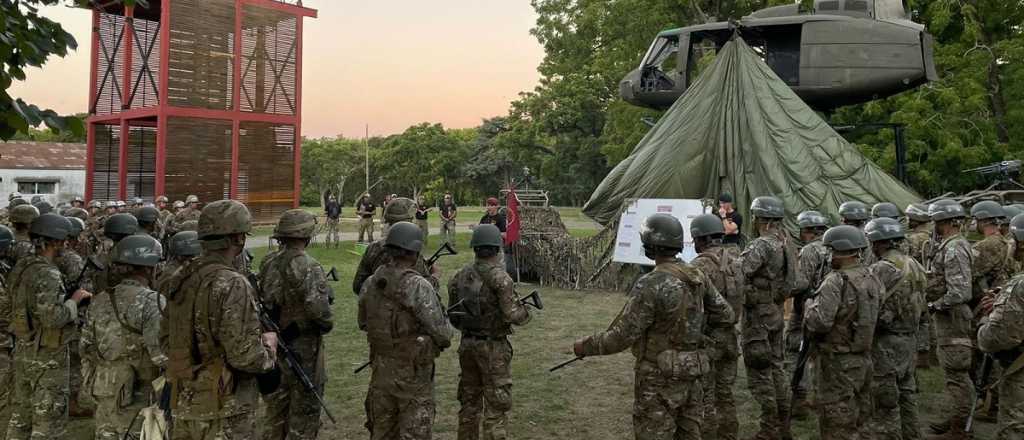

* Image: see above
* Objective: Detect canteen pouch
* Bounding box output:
[656,350,709,380]
[92,363,136,408]
[742,324,772,370]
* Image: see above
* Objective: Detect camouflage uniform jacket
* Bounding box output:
[171,208,201,231]
[0,268,11,350]
[870,250,926,336]
[81,278,166,392]
[978,274,1024,365]
[352,239,436,295]
[448,259,531,337]
[1005,236,1021,278]
[7,255,79,350]
[905,224,933,266]
[793,239,830,325]
[804,263,882,354]
[155,257,188,294]
[926,234,975,346]
[257,247,334,336]
[973,234,1009,298]
[55,249,94,295]
[579,260,734,364]
[740,229,795,331]
[11,231,33,266]
[691,245,742,362]
[160,253,276,421]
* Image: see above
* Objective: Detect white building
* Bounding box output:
[0,141,87,208]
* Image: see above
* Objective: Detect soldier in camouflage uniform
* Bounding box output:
[0,192,22,225]
[924,199,975,439]
[739,196,796,440]
[689,214,743,440]
[161,200,278,440]
[156,230,201,293]
[87,200,102,218]
[92,213,139,297]
[81,235,167,440]
[906,203,937,368]
[1002,206,1023,276]
[9,204,39,265]
[573,213,733,440]
[787,210,831,418]
[358,221,453,440]
[353,197,437,295]
[971,201,1009,302]
[0,226,15,429]
[137,206,164,241]
[170,195,202,233]
[840,201,875,265]
[5,214,93,440]
[65,212,92,258]
[865,218,927,440]
[258,209,335,440]
[448,224,531,440]
[804,225,881,440]
[55,215,96,418]
[976,213,1024,439]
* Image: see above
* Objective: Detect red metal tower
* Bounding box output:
[83,0,316,221]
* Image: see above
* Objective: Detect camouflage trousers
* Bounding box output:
[416,220,429,247]
[815,352,871,440]
[6,344,70,440]
[457,337,513,440]
[870,333,920,440]
[441,220,456,245]
[172,413,254,440]
[365,358,436,440]
[996,364,1024,439]
[325,218,341,247]
[741,325,789,434]
[701,328,738,440]
[358,218,375,243]
[94,387,147,440]
[633,360,703,440]
[261,340,325,440]
[0,347,12,428]
[938,344,974,422]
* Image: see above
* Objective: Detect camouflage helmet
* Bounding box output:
[470,224,503,248]
[383,197,417,224]
[30,213,72,241]
[173,200,185,209]
[8,191,21,201]
[30,195,43,204]
[132,197,144,205]
[72,196,85,203]
[838,201,870,221]
[9,198,27,208]
[136,206,161,223]
[65,207,89,221]
[198,200,252,239]
[969,200,1004,220]
[105,201,118,209]
[640,213,685,249]
[88,200,102,209]
[1002,205,1023,224]
[105,213,139,237]
[112,234,163,267]
[65,217,85,239]
[864,217,904,242]
[273,209,317,239]
[871,202,901,219]
[384,221,424,253]
[750,196,785,220]
[10,204,40,225]
[169,230,202,257]
[0,225,13,252]
[905,203,930,222]
[689,213,725,239]
[156,195,169,204]
[186,195,199,204]
[928,199,966,222]
[1011,214,1024,242]
[178,220,199,232]
[116,200,126,208]
[32,200,53,215]
[797,210,829,229]
[823,225,868,252]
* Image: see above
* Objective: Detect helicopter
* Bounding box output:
[620,0,938,111]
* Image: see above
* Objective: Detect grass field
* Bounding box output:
[67,231,999,439]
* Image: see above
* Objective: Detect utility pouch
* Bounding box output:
[92,363,137,408]
[656,349,709,380]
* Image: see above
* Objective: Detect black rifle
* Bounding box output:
[424,242,457,267]
[518,290,543,309]
[354,298,466,374]
[549,356,583,372]
[967,354,994,432]
[247,273,337,424]
[65,256,104,307]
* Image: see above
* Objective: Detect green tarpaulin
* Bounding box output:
[583,37,921,231]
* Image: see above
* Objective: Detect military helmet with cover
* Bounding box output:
[198,199,252,239]
[65,217,85,239]
[273,209,317,239]
[470,224,503,248]
[905,204,930,223]
[750,196,785,219]
[8,192,20,201]
[1010,214,1024,242]
[177,220,198,232]
[10,204,40,225]
[9,198,27,208]
[116,200,126,208]
[640,213,685,250]
[1002,205,1023,224]
[0,225,13,252]
[30,213,72,241]
[112,234,163,267]
[838,201,869,221]
[385,221,424,253]
[969,200,1004,220]
[173,200,185,209]
[689,213,725,239]
[136,206,161,223]
[156,195,169,204]
[823,225,869,252]
[105,201,118,209]
[864,217,904,242]
[30,195,42,204]
[170,231,202,257]
[797,210,828,229]
[929,199,966,222]
[105,213,139,237]
[871,202,901,219]
[383,197,417,224]
[32,200,53,215]
[186,195,199,204]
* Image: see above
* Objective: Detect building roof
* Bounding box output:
[0,141,87,170]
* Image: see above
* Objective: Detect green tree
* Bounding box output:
[300,137,366,206]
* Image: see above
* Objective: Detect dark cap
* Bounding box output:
[719,193,733,203]
[486,197,499,206]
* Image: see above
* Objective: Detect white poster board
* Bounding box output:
[613,199,709,265]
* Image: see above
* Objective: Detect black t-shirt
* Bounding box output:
[440,202,457,220]
[325,201,341,219]
[720,210,743,245]
[479,212,507,232]
[358,201,376,218]
[415,205,429,220]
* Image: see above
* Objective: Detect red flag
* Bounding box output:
[505,190,520,245]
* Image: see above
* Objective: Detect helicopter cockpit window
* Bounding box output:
[640,36,680,92]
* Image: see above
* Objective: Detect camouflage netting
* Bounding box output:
[509,206,641,291]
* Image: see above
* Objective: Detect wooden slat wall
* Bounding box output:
[126,125,157,201]
[240,6,297,115]
[167,0,235,110]
[129,16,162,109]
[238,121,294,221]
[165,117,232,204]
[94,13,125,115]
[91,124,121,201]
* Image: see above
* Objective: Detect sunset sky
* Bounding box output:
[8,1,545,138]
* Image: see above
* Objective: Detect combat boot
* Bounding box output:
[929,419,950,434]
[927,418,972,440]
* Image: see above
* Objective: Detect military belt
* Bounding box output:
[462,332,507,342]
